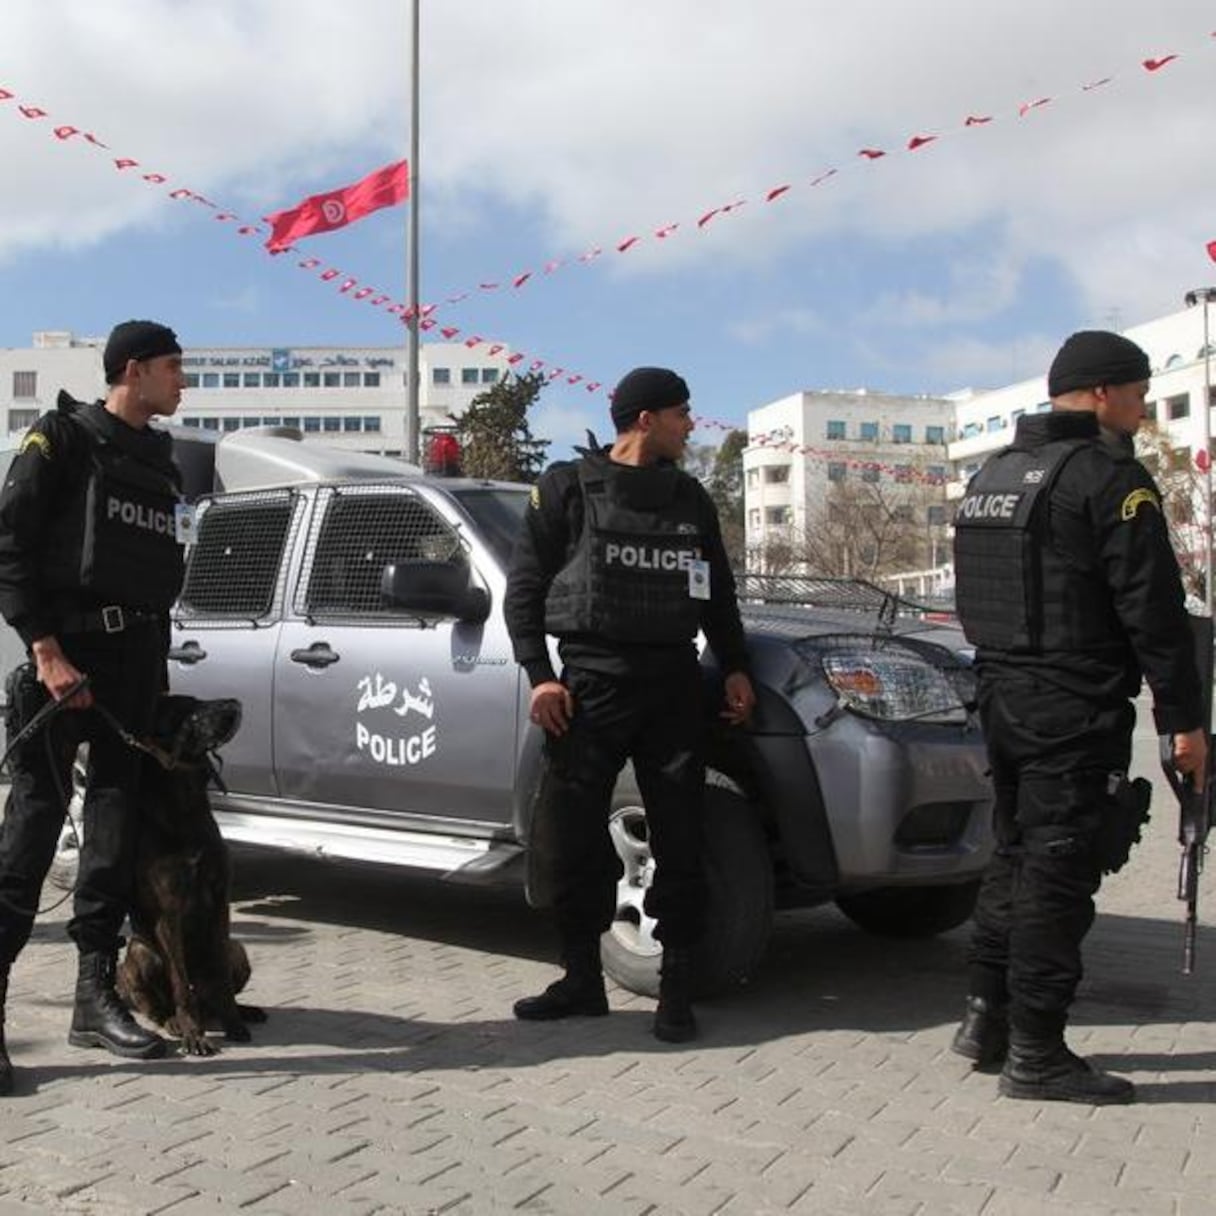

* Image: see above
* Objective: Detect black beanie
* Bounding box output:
[103,319,183,384]
[1047,330,1150,397]
[610,366,690,430]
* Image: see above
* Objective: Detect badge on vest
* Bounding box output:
[688,558,710,600]
[174,502,197,544]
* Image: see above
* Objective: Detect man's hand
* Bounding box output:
[720,671,756,726]
[1171,727,1209,792]
[31,636,92,709]
[530,680,575,736]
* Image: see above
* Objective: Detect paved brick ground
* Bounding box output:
[1,699,1214,1215]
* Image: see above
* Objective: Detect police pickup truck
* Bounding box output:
[13,426,994,997]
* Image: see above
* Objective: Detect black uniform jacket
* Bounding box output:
[0,397,180,649]
[505,455,749,687]
[975,410,1203,735]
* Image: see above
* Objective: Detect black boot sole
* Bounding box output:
[998,1074,1134,1105]
[68,1029,167,1060]
[513,998,609,1021]
[950,1033,1008,1071]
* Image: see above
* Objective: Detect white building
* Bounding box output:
[0,331,513,457]
[743,390,956,579]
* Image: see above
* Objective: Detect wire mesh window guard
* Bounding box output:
[297,485,462,617]
[177,491,297,618]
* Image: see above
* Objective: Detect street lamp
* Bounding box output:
[1184,288,1216,618]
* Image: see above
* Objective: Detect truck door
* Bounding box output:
[272,484,520,825]
[167,490,300,796]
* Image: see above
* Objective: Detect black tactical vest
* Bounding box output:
[954,437,1110,652]
[544,456,706,645]
[42,404,185,611]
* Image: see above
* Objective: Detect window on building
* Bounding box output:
[202,417,220,431]
[927,465,948,483]
[323,372,341,388]
[764,506,790,525]
[482,368,500,384]
[746,468,759,488]
[892,423,912,444]
[343,373,361,388]
[11,371,36,399]
[262,373,280,388]
[1166,394,1190,421]
[241,417,261,428]
[894,464,913,483]
[462,368,479,385]
[825,420,846,440]
[962,421,981,439]
[764,465,790,484]
[7,407,38,433]
[363,373,380,388]
[433,368,451,385]
[927,504,946,526]
[986,415,1003,433]
[323,416,341,432]
[861,466,880,483]
[343,417,363,432]
[243,374,261,388]
[181,417,201,428]
[202,373,219,389]
[261,417,279,426]
[859,421,878,442]
[748,509,761,529]
[1011,409,1025,425]
[303,417,321,432]
[364,416,382,433]
[184,374,200,388]
[1144,401,1158,422]
[1036,400,1051,413]
[925,424,944,444]
[283,372,300,387]
[223,373,240,389]
[827,462,847,482]
[222,417,240,432]
[282,417,301,429]
[304,372,320,388]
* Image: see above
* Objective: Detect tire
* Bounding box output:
[600,772,775,999]
[835,879,980,939]
[47,752,87,893]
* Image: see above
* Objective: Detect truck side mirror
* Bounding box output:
[380,560,490,624]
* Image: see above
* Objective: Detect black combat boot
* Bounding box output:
[513,942,609,1021]
[998,1029,1134,1105]
[0,969,12,1096]
[950,995,1009,1068]
[68,951,167,1059]
[653,946,697,1043]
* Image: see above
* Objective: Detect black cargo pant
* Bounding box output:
[966,670,1134,1037]
[534,657,708,953]
[0,620,163,968]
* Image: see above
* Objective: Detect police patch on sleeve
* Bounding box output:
[18,431,51,460]
[1120,487,1159,520]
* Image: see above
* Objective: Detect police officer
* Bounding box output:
[0,320,189,1093]
[950,330,1207,1104]
[504,366,755,1042]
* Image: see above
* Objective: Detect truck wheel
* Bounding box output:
[601,775,775,999]
[47,754,87,893]
[835,880,980,939]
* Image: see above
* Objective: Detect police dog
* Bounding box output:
[116,695,265,1055]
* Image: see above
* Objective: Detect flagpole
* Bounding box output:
[405,0,421,466]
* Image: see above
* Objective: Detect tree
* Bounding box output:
[449,371,550,483]
[703,429,746,568]
[1135,420,1206,603]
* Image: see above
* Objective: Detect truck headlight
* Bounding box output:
[812,645,969,723]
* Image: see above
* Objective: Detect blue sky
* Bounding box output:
[3,1,1215,456]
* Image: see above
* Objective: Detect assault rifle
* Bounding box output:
[1159,613,1215,976]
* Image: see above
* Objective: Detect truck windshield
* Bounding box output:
[449,487,530,565]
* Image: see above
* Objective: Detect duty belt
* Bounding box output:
[58,605,157,635]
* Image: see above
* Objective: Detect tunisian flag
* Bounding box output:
[264,160,409,252]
